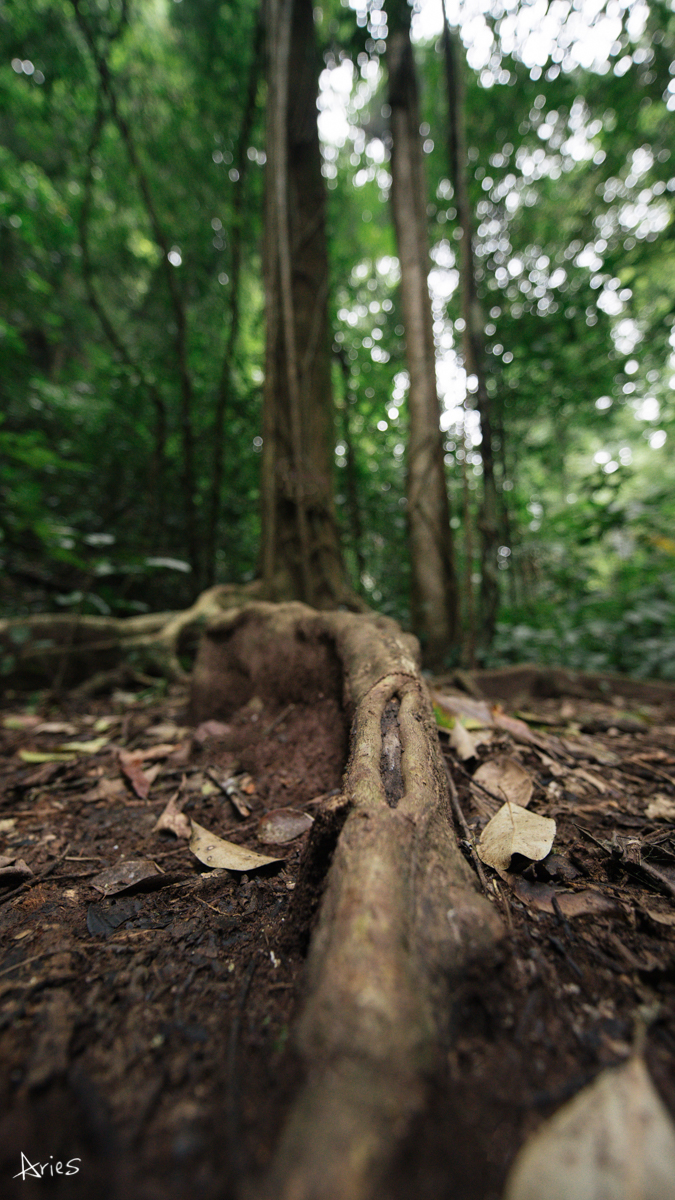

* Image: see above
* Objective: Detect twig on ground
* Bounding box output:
[443,761,491,896]
[261,703,295,739]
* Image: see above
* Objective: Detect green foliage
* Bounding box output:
[1,0,675,680]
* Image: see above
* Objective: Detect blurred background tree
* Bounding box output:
[1,0,674,678]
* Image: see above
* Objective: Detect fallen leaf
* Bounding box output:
[502,873,617,917]
[473,756,533,808]
[189,820,281,872]
[138,742,178,761]
[194,720,232,745]
[93,716,117,733]
[430,690,493,728]
[82,776,126,803]
[0,855,16,868]
[504,1055,675,1200]
[118,750,156,799]
[640,902,675,928]
[0,859,33,885]
[58,737,110,754]
[35,722,78,735]
[154,795,191,840]
[18,750,77,764]
[90,859,161,897]
[145,721,182,739]
[646,795,675,821]
[0,819,17,833]
[3,714,41,731]
[449,721,478,761]
[477,803,556,872]
[257,808,314,844]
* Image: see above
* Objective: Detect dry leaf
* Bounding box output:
[35,722,78,735]
[257,808,313,844]
[430,690,493,728]
[82,776,126,803]
[0,819,17,833]
[504,1055,675,1200]
[145,721,183,739]
[473,756,533,808]
[646,795,675,821]
[0,859,33,885]
[90,859,160,897]
[118,749,157,799]
[18,750,77,764]
[640,902,675,928]
[58,737,110,754]
[194,720,232,745]
[3,714,41,731]
[189,820,281,872]
[449,721,478,761]
[477,803,556,872]
[154,795,191,840]
[138,742,178,761]
[502,873,617,917]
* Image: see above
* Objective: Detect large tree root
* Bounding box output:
[190,602,504,1200]
[0,583,264,692]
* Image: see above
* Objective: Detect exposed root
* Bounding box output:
[189,602,504,1200]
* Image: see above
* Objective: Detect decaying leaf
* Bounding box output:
[640,901,675,928]
[90,858,161,897]
[473,756,533,809]
[154,794,191,840]
[137,742,178,761]
[257,808,314,844]
[477,803,556,872]
[646,795,675,821]
[504,1055,675,1200]
[501,873,617,917]
[189,820,281,872]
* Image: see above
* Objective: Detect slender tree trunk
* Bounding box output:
[204,6,264,587]
[385,1,459,667]
[260,0,349,609]
[443,14,499,649]
[336,350,365,586]
[460,417,477,668]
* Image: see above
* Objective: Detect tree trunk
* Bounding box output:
[385,1,459,668]
[260,0,349,609]
[443,16,500,648]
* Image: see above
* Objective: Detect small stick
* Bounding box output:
[443,762,491,896]
[261,703,295,739]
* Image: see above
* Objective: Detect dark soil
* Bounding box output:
[0,674,674,1199]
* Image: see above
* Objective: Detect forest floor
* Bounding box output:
[0,668,674,1199]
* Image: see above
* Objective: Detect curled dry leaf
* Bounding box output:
[477,803,556,873]
[138,742,178,761]
[90,859,160,897]
[504,1055,675,1200]
[189,820,281,872]
[257,808,314,844]
[473,756,533,809]
[154,794,191,840]
[118,749,159,799]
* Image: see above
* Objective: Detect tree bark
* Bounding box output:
[260,0,349,609]
[189,601,504,1200]
[443,17,500,648]
[385,2,459,668]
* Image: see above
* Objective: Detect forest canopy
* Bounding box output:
[2,0,675,677]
